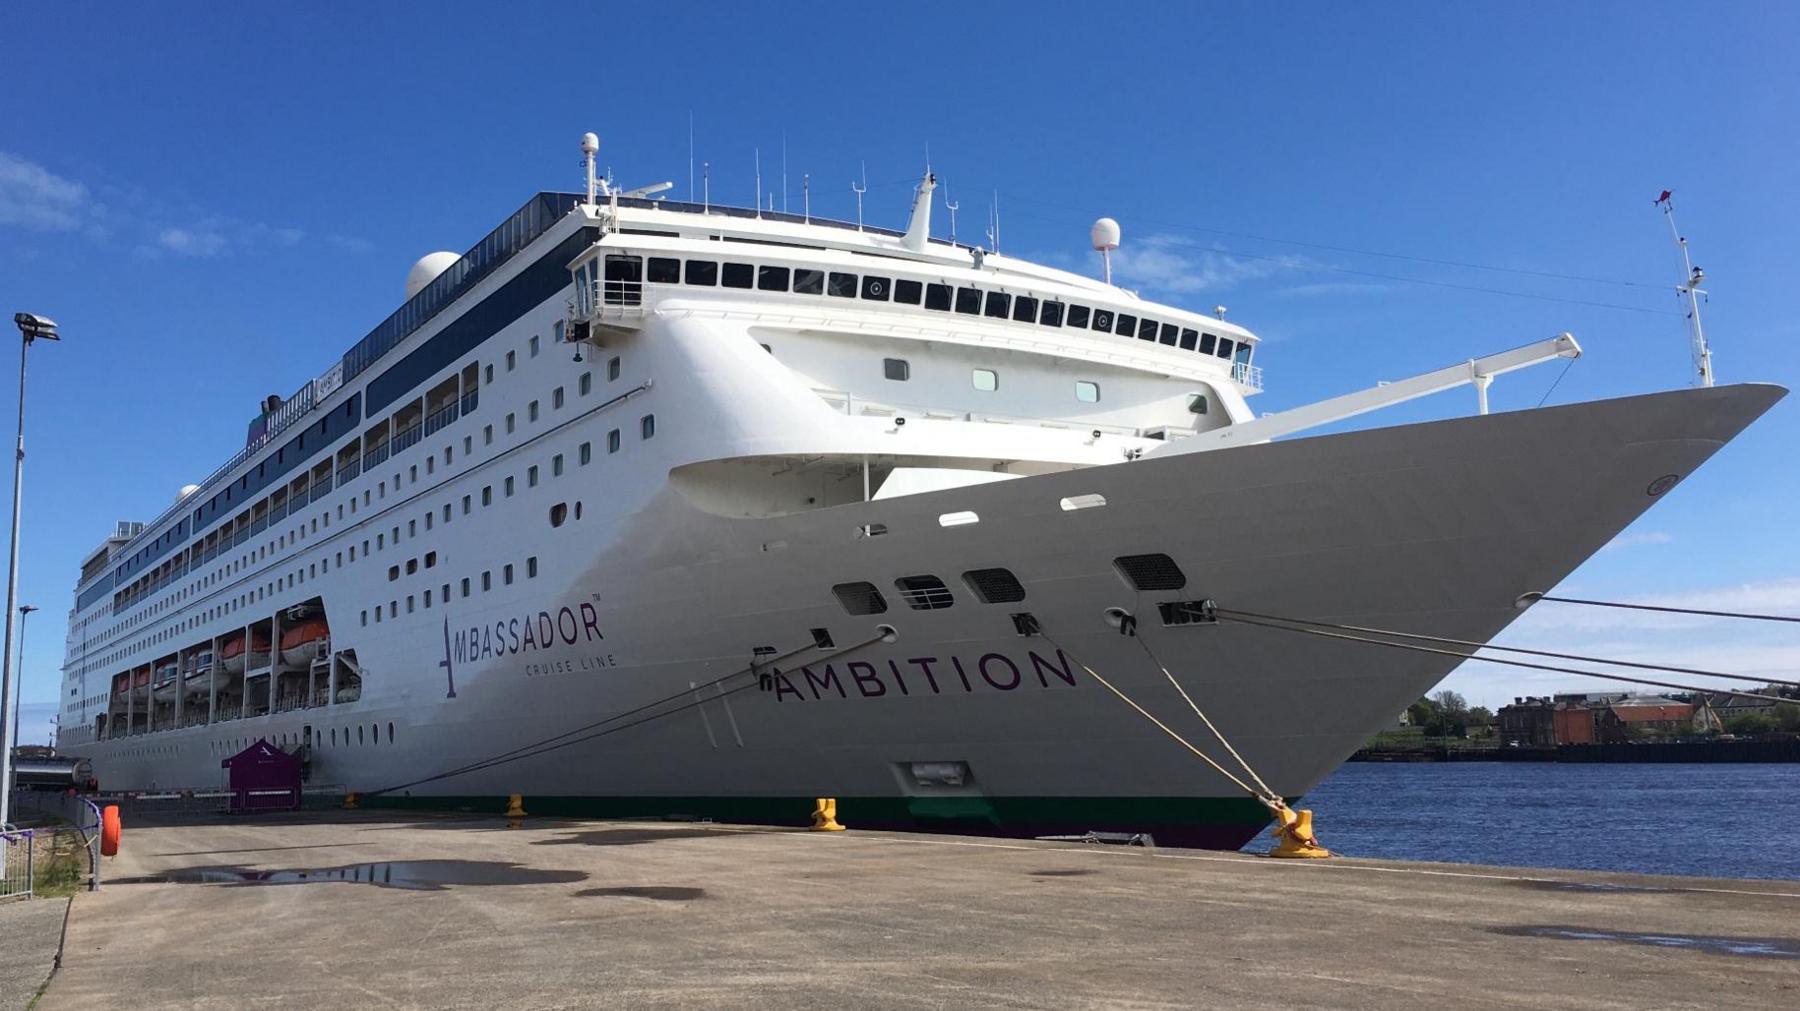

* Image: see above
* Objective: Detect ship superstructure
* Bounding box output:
[54,137,1783,847]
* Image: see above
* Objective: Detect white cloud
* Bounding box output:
[1438,576,1800,708]
[0,151,90,232]
[158,226,229,257]
[1274,281,1393,298]
[1110,234,1310,295]
[1597,530,1674,552]
[327,233,375,253]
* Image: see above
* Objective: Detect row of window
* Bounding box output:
[881,357,1102,401]
[363,555,541,626]
[829,554,1187,618]
[83,341,636,693]
[601,254,1255,367]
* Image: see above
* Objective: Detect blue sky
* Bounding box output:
[2,2,1796,738]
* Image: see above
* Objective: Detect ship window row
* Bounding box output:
[363,555,541,627]
[603,254,1255,369]
[86,346,621,662]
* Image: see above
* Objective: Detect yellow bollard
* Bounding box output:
[810,797,846,832]
[505,793,527,819]
[1268,805,1331,859]
[343,791,358,810]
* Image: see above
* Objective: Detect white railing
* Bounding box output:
[1233,361,1264,391]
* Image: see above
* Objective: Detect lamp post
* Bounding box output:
[12,604,36,749]
[0,312,58,829]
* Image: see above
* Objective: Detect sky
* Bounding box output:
[1,2,1797,740]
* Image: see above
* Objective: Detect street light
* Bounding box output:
[12,604,36,749]
[0,313,58,828]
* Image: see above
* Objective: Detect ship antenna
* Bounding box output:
[803,173,811,224]
[851,162,867,231]
[580,132,600,205]
[754,149,762,220]
[702,161,710,213]
[944,182,960,246]
[1655,189,1715,387]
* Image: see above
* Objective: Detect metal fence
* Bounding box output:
[2,792,103,900]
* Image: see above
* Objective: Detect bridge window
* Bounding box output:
[1199,333,1217,355]
[984,292,1011,318]
[757,265,790,291]
[793,269,824,295]
[1040,301,1064,326]
[1159,322,1179,345]
[1216,337,1236,359]
[1180,328,1199,350]
[1116,313,1138,337]
[883,358,910,381]
[1075,381,1100,403]
[1090,308,1113,332]
[860,275,890,300]
[685,260,718,286]
[721,262,753,288]
[602,255,642,305]
[827,272,857,297]
[925,283,952,311]
[953,287,980,314]
[972,369,998,392]
[647,257,680,284]
[1066,305,1090,329]
[894,279,922,304]
[1012,295,1038,322]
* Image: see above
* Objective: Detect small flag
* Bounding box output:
[1654,189,1673,206]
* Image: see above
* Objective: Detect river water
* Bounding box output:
[1246,762,1800,881]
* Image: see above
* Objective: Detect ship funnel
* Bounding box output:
[901,170,936,252]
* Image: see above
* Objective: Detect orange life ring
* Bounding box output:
[100,804,122,857]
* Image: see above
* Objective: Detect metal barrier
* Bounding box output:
[3,792,104,899]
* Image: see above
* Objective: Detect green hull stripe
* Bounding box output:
[362,793,1282,830]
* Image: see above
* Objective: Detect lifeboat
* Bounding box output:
[219,629,272,674]
[182,650,219,696]
[279,618,330,669]
[151,663,180,702]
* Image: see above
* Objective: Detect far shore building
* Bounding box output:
[1496,693,1700,746]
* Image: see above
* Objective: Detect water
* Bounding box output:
[1255,762,1800,881]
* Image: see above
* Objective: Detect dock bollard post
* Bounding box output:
[811,797,845,832]
[505,794,527,819]
[343,791,357,810]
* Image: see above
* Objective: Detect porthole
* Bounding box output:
[972,369,998,392]
[1075,381,1100,403]
[550,503,569,527]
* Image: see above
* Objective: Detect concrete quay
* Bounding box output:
[30,810,1800,1009]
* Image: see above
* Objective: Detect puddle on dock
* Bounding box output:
[574,886,707,901]
[115,860,586,892]
[1513,880,1673,894]
[1029,869,1096,878]
[536,828,725,847]
[1495,925,1800,959]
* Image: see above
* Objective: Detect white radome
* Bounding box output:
[1090,217,1121,251]
[175,483,200,503]
[405,251,461,300]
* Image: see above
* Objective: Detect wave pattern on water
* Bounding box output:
[1244,762,1800,880]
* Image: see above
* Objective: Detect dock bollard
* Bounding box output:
[810,798,846,832]
[343,791,358,810]
[100,805,122,857]
[505,794,527,819]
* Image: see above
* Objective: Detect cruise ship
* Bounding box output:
[54,135,1783,848]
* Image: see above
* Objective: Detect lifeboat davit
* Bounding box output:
[279,618,330,669]
[151,663,180,702]
[219,630,272,674]
[182,650,219,696]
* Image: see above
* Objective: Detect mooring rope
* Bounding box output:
[1520,592,1800,625]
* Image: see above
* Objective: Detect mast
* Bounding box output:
[1657,191,1714,388]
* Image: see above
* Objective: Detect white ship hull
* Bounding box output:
[66,381,1779,847]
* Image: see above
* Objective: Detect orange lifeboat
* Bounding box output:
[279,618,330,669]
[218,629,272,673]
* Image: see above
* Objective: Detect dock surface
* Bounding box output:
[33,810,1800,1009]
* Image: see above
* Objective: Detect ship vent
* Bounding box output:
[962,568,1026,604]
[1158,600,1217,627]
[832,581,889,616]
[1114,553,1187,592]
[895,575,955,611]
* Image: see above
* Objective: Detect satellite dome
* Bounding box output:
[1090,217,1121,251]
[176,484,200,503]
[405,251,461,301]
